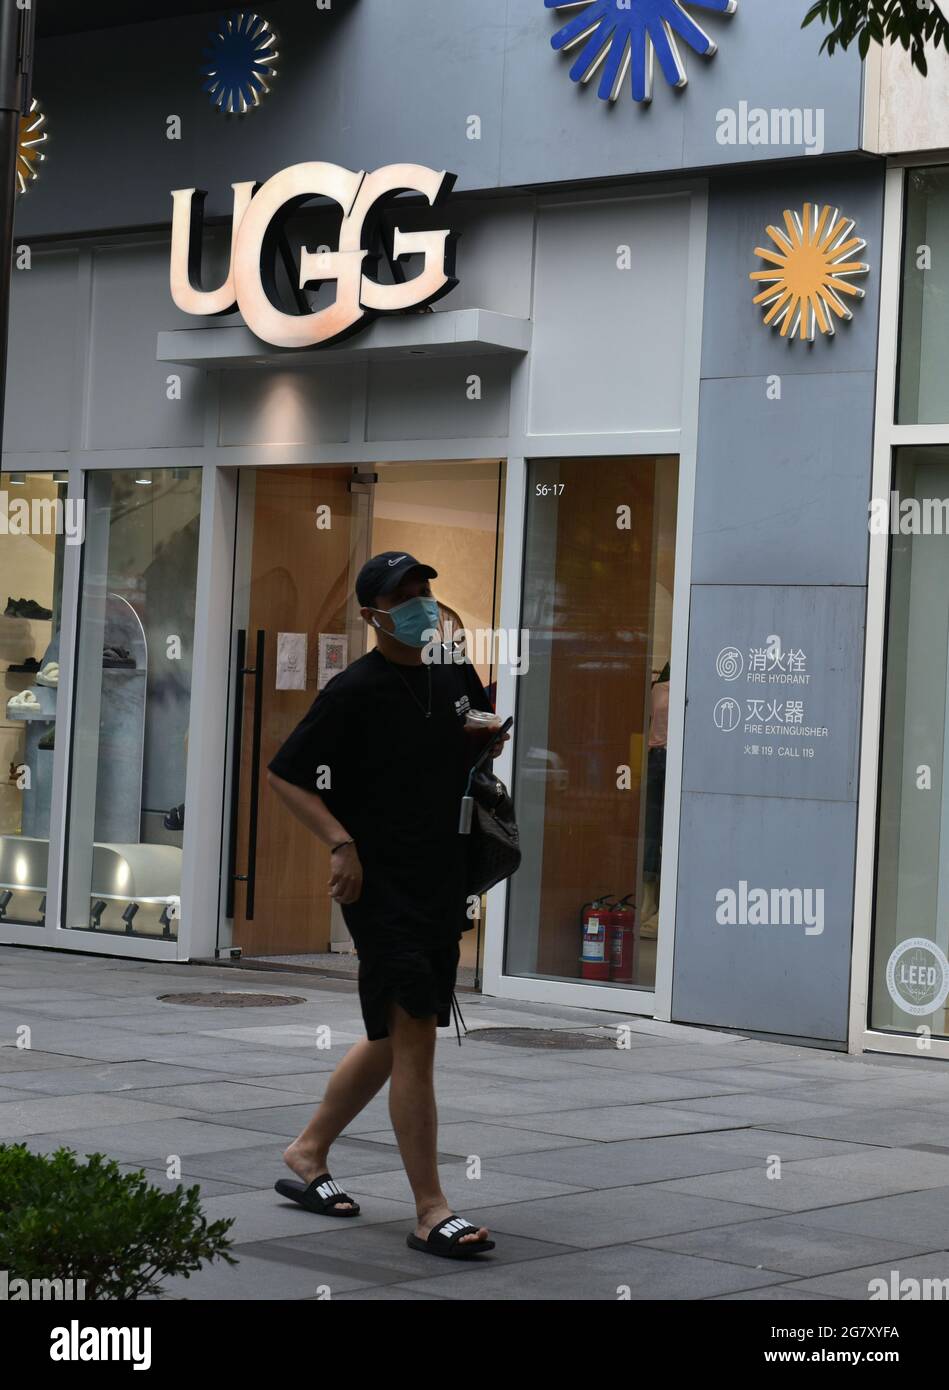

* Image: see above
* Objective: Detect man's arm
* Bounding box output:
[266,771,363,905]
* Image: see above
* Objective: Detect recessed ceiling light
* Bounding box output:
[135,477,152,486]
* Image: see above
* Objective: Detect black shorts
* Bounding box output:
[352,936,462,1042]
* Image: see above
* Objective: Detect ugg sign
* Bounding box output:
[170,162,457,349]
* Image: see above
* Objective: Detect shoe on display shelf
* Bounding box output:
[7,690,40,711]
[35,662,58,687]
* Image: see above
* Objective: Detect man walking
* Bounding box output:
[267,553,503,1259]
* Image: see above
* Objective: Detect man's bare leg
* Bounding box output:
[386,1000,489,1246]
[283,1037,393,1209]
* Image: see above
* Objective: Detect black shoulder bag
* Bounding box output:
[458,717,521,896]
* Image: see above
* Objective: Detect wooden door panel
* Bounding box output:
[233,469,356,957]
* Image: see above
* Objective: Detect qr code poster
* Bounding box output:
[318,634,349,690]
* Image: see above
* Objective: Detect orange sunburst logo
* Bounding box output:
[750,203,870,342]
[16,97,47,196]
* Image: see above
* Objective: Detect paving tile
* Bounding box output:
[0,1047,110,1073]
[806,1188,949,1247]
[331,1162,584,1207]
[118,1165,257,1200]
[641,1216,930,1276]
[355,1121,592,1159]
[388,1242,788,1301]
[0,1092,193,1138]
[332,1286,449,1300]
[269,1220,577,1275]
[114,1081,323,1113]
[162,1137,410,1188]
[223,1069,367,1095]
[23,1118,290,1163]
[0,1062,256,1096]
[485,1135,778,1188]
[789,1251,949,1301]
[782,1148,949,1197]
[711,1285,839,1301]
[803,1081,949,1109]
[0,1085,46,1103]
[650,1168,887,1212]
[772,1107,949,1148]
[195,1024,368,1049]
[201,1187,417,1244]
[485,1103,750,1141]
[663,1065,861,1092]
[449,1072,749,1109]
[200,1099,472,1137]
[663,1093,859,1123]
[673,1128,866,1161]
[440,1185,779,1248]
[155,1250,369,1300]
[559,1044,822,1074]
[140,1047,340,1077]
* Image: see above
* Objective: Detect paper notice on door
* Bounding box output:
[318,634,348,690]
[276,632,307,690]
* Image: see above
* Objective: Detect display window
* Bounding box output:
[504,456,678,991]
[0,470,68,927]
[63,468,202,939]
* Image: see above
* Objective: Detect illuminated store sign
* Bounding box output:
[170,162,457,349]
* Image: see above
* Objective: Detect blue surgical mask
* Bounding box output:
[372,596,441,648]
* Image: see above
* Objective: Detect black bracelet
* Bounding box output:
[330,839,355,853]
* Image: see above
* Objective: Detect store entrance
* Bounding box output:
[226,461,504,964]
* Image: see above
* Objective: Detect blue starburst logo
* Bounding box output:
[546,0,737,104]
[202,11,279,115]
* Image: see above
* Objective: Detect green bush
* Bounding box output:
[0,1143,237,1300]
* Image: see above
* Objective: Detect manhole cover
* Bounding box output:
[158,991,306,1008]
[467,1027,617,1050]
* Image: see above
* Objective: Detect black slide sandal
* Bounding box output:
[274,1172,360,1216]
[406,1214,495,1259]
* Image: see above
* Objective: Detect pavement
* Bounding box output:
[4,943,949,1302]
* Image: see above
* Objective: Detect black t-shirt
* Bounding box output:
[267,647,493,947]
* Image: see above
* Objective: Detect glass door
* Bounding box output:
[227,466,372,958]
[226,459,506,965]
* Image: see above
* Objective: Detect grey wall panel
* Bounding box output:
[692,373,875,587]
[19,1,866,238]
[681,0,865,170]
[366,358,510,441]
[4,249,80,454]
[682,584,866,802]
[499,5,689,186]
[218,366,353,447]
[443,201,535,321]
[88,243,206,451]
[701,166,885,381]
[672,791,857,1041]
[528,195,691,437]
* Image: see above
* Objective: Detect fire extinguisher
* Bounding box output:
[580,896,614,981]
[609,894,637,983]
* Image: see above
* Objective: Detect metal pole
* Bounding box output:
[0,0,35,452]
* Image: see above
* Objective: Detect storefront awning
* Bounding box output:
[156,309,531,370]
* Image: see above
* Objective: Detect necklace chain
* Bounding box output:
[390,660,432,718]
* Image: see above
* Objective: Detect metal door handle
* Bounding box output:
[226,629,265,920]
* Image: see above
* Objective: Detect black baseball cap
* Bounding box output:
[355,552,438,608]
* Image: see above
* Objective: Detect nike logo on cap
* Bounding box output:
[388,555,408,566]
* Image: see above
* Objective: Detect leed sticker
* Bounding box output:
[885,938,949,1017]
